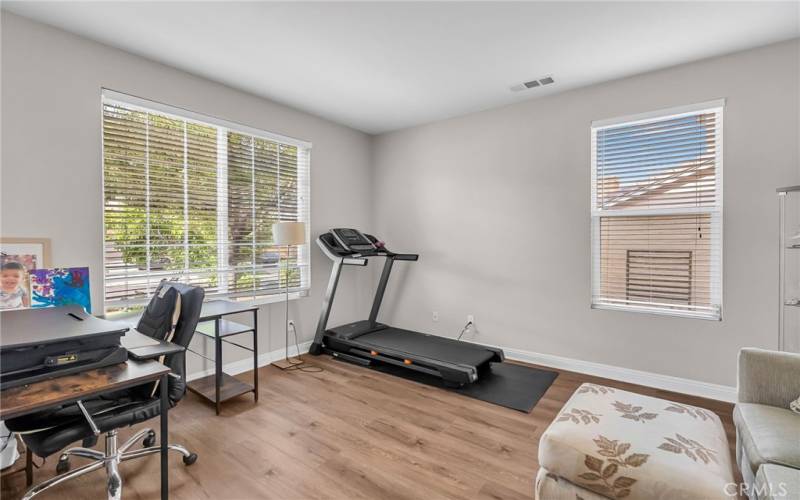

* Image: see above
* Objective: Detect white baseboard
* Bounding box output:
[501,346,737,403]
[186,341,312,382]
[187,338,736,403]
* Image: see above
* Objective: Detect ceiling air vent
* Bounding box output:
[511,75,555,92]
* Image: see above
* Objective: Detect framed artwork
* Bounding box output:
[0,238,51,310]
[30,267,92,313]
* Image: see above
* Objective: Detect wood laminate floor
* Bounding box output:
[1,356,738,500]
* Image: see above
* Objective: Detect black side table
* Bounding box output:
[187,300,259,415]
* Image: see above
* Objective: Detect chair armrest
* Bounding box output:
[738,348,800,407]
[122,330,185,361]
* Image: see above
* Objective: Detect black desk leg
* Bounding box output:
[160,373,169,500]
[214,318,221,415]
[253,310,259,401]
[25,445,32,486]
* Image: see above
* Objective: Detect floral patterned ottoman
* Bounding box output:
[535,383,735,500]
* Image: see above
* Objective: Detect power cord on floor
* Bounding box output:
[283,321,323,373]
[457,321,474,341]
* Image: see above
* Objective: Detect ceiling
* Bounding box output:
[3,2,798,134]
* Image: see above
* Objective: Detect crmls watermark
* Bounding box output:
[724,482,790,497]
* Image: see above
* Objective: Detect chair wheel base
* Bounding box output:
[183,453,198,466]
[56,459,70,474]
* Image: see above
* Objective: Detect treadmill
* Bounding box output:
[309,228,504,386]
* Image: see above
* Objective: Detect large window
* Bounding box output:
[102,90,311,311]
[591,100,723,320]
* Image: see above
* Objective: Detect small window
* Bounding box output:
[102,90,311,312]
[591,101,723,320]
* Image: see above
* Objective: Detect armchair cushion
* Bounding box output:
[755,464,800,499]
[733,403,800,475]
[738,348,800,408]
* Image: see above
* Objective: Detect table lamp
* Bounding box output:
[271,221,307,370]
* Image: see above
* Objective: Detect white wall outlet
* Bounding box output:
[432,311,439,322]
[467,314,474,324]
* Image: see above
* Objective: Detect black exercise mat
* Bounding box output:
[368,361,558,413]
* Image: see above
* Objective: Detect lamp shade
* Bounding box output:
[272,221,306,246]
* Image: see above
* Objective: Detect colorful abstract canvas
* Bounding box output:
[30,267,91,313]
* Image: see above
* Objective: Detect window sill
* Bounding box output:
[104,289,310,317]
[235,289,309,307]
[591,302,722,321]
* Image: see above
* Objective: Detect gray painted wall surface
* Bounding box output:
[371,39,800,387]
[1,12,375,374]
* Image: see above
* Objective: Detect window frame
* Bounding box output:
[100,89,312,312]
[590,99,724,321]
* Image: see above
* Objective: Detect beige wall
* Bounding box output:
[0,12,375,373]
[372,39,800,387]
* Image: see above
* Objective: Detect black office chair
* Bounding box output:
[6,282,204,500]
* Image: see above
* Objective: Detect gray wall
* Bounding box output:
[3,12,798,389]
[372,39,800,387]
[0,12,375,373]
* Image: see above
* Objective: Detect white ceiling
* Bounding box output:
[4,2,798,134]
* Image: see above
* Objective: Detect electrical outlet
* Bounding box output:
[467,314,474,324]
[432,311,439,322]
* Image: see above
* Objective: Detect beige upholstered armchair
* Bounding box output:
[735,348,800,498]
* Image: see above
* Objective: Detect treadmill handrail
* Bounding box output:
[316,236,367,266]
[391,253,419,261]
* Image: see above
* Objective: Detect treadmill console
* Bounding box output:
[331,228,375,253]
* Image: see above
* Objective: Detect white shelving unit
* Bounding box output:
[778,185,800,352]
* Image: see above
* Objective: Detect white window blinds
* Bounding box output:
[591,100,723,320]
[102,91,311,310]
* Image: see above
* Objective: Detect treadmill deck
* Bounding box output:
[350,327,496,367]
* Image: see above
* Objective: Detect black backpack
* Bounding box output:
[135,281,183,398]
[136,281,181,343]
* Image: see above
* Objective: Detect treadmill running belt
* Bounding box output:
[356,328,496,366]
[370,361,558,413]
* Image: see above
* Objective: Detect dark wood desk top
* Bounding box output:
[0,360,170,420]
[199,300,259,320]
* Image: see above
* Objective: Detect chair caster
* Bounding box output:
[183,453,198,466]
[56,458,70,474]
[143,431,156,448]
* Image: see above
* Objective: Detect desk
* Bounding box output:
[187,301,259,415]
[0,360,172,500]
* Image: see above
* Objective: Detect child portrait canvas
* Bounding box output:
[0,238,51,310]
[30,267,92,313]
[0,261,31,310]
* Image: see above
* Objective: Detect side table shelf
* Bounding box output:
[187,300,259,414]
